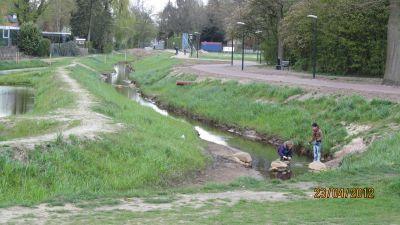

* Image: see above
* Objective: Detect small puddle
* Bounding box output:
[107,64,311,179]
[0,86,34,117]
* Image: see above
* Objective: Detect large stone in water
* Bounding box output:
[269,159,289,172]
[308,161,327,171]
[233,152,252,163]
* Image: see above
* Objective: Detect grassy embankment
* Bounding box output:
[122,53,399,223]
[0,69,74,140]
[1,54,399,223]
[0,54,206,207]
[0,59,48,71]
[132,53,400,156]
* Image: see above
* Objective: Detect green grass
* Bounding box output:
[79,53,136,72]
[0,119,62,141]
[0,69,75,141]
[0,64,206,207]
[0,59,48,71]
[42,196,400,224]
[34,133,400,224]
[1,55,399,224]
[0,69,74,114]
[131,53,400,155]
[194,52,259,62]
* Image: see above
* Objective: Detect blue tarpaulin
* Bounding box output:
[201,42,222,52]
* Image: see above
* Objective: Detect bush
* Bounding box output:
[51,41,80,57]
[37,38,51,57]
[281,0,389,77]
[103,43,113,54]
[18,22,42,56]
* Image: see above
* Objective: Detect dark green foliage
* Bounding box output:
[17,22,42,56]
[37,38,51,57]
[70,0,113,53]
[281,0,389,77]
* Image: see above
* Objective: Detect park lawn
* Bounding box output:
[131,53,400,155]
[194,52,260,62]
[0,59,49,71]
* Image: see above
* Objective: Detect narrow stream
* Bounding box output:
[0,86,34,117]
[108,63,310,179]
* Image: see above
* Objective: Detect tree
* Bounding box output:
[383,0,400,84]
[201,0,230,42]
[131,4,157,48]
[37,0,75,32]
[281,0,388,76]
[11,0,47,24]
[158,1,179,39]
[18,22,42,55]
[159,0,206,37]
[70,0,113,52]
[242,0,297,62]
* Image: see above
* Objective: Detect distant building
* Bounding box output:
[0,14,72,47]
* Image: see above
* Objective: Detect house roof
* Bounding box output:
[0,25,71,36]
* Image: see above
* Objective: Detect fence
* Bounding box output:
[0,46,20,61]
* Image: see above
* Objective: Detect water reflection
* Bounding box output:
[0,86,34,117]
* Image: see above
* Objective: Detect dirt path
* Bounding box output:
[0,189,312,224]
[0,66,121,150]
[187,62,400,102]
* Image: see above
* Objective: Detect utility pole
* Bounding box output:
[307,15,318,79]
[231,38,234,66]
[237,22,246,71]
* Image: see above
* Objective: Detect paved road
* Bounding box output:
[190,62,400,101]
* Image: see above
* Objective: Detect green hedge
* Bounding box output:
[281,0,389,77]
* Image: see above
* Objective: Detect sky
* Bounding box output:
[143,0,208,13]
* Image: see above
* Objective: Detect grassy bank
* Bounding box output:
[79,53,135,72]
[71,52,400,224]
[0,59,48,71]
[0,61,206,206]
[131,53,400,156]
[0,69,74,141]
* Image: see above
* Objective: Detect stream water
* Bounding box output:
[108,63,310,179]
[0,86,34,118]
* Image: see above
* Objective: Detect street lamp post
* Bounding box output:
[189,34,193,57]
[237,22,246,71]
[194,32,200,58]
[255,30,262,64]
[231,37,234,66]
[307,15,318,79]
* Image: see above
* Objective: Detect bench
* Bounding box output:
[276,60,290,70]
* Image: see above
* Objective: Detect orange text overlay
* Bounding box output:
[314,187,375,199]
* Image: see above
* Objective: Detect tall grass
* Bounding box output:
[131,54,400,154]
[0,59,48,71]
[79,54,136,72]
[0,64,206,206]
[0,120,61,141]
[0,69,74,113]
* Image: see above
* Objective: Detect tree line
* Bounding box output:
[160,0,399,83]
[5,0,157,53]
[3,0,399,83]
